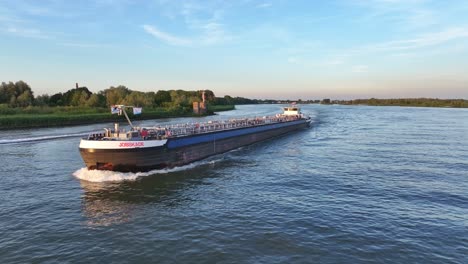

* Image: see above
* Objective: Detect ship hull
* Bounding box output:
[79,119,310,172]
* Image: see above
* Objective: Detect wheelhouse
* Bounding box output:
[282,106,301,116]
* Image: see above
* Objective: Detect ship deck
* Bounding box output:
[86,114,308,141]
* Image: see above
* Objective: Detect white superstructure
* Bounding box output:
[282,105,301,116]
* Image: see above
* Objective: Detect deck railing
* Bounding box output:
[90,114,305,141]
[141,115,304,139]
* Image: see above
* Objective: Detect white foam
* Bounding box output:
[73,158,223,182]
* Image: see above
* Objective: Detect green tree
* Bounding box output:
[154,90,172,106]
[34,94,50,106]
[85,94,101,107]
[15,81,33,96]
[0,82,8,103]
[103,85,131,106]
[16,90,33,107]
[9,95,16,107]
[49,93,63,106]
[62,87,92,106]
[124,91,152,107]
[203,90,215,102]
[0,81,34,107]
[70,90,90,106]
[169,90,189,107]
[224,95,233,105]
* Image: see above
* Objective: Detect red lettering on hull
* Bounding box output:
[118,142,144,147]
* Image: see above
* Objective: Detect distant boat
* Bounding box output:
[79,105,311,172]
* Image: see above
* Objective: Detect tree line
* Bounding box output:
[0,81,34,107]
[3,81,466,109]
[328,98,468,108]
[0,81,255,110]
[0,80,323,109]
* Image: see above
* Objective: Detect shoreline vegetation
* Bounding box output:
[319,98,468,108]
[1,80,467,129]
[0,81,241,130]
[0,105,236,130]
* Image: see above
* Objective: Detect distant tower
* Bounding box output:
[76,83,79,89]
[193,90,207,114]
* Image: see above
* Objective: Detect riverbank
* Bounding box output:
[0,105,235,130]
[326,98,468,108]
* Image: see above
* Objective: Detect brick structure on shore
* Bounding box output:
[193,90,207,114]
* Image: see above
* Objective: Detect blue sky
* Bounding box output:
[1,0,468,99]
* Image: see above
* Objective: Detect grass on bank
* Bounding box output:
[0,105,235,129]
[207,104,235,112]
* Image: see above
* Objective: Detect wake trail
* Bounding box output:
[73,158,224,182]
[0,132,89,145]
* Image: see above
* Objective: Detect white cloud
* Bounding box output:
[200,22,231,44]
[325,59,344,65]
[59,42,107,48]
[180,2,201,17]
[405,9,436,29]
[350,0,439,30]
[367,27,468,51]
[352,65,369,73]
[331,27,468,59]
[141,2,232,47]
[142,24,192,46]
[5,26,49,39]
[288,57,299,64]
[257,3,272,8]
[0,14,28,23]
[142,23,231,46]
[6,1,78,19]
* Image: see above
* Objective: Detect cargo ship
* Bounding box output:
[79,105,311,172]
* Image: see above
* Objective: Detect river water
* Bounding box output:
[0,105,467,263]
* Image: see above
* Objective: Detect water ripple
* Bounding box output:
[0,105,467,263]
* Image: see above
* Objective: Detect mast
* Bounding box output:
[121,106,134,128]
[113,105,136,128]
